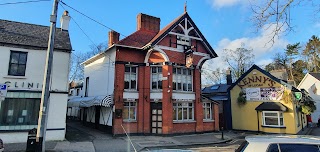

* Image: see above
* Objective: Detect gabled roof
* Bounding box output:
[0,19,72,51]
[255,102,288,111]
[117,30,158,48]
[144,12,217,58]
[229,64,299,92]
[309,73,320,81]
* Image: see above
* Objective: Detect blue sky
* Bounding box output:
[0,0,319,69]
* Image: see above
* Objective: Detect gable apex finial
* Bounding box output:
[184,1,187,13]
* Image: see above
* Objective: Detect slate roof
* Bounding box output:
[202,84,230,94]
[309,73,320,81]
[0,19,72,51]
[255,102,288,112]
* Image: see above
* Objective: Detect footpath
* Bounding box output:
[4,121,315,152]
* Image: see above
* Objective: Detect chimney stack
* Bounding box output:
[60,11,70,31]
[226,68,232,85]
[137,13,160,32]
[108,30,120,47]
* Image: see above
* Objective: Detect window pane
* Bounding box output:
[173,68,176,74]
[124,81,129,89]
[189,108,193,120]
[123,108,129,120]
[131,67,136,73]
[11,53,19,64]
[280,118,284,126]
[158,80,162,89]
[158,67,162,73]
[279,144,319,152]
[17,65,26,75]
[183,83,187,91]
[131,80,136,89]
[9,64,18,75]
[129,107,135,119]
[173,108,177,120]
[265,117,279,126]
[177,68,181,74]
[183,69,186,75]
[183,108,187,119]
[264,112,278,117]
[152,67,157,73]
[19,53,27,64]
[178,108,182,120]
[152,82,157,89]
[125,67,130,72]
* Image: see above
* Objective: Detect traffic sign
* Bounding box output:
[0,84,7,98]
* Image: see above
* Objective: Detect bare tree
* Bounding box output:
[303,35,320,72]
[250,0,320,44]
[69,42,107,82]
[223,46,255,80]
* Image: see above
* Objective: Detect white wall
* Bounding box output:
[0,46,70,142]
[84,48,116,97]
[298,74,320,123]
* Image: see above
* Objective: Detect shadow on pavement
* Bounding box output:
[65,124,95,142]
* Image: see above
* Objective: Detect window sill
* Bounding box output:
[123,120,137,123]
[172,91,194,94]
[3,75,27,79]
[150,90,162,92]
[203,120,215,123]
[124,90,138,93]
[173,120,196,124]
[261,125,286,129]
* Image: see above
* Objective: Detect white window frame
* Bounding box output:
[151,66,162,91]
[124,66,138,91]
[123,101,137,121]
[262,111,284,127]
[203,102,213,120]
[173,102,194,122]
[172,67,193,92]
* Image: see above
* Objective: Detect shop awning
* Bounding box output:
[255,102,288,112]
[67,95,113,108]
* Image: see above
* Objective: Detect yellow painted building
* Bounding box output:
[230,65,307,134]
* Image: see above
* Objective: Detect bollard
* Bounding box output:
[221,127,224,140]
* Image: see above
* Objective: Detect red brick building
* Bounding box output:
[80,11,219,135]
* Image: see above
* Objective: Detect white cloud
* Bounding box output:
[209,0,241,8]
[216,24,288,60]
[202,24,288,84]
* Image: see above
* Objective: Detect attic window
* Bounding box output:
[210,86,219,90]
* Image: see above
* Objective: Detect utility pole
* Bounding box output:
[36,0,59,151]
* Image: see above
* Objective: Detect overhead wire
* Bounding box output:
[59,2,115,63]
[0,0,50,6]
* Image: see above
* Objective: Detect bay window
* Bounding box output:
[173,102,194,121]
[262,111,284,127]
[124,66,137,90]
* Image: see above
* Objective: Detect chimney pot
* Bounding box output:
[137,13,160,32]
[108,30,120,47]
[60,11,70,31]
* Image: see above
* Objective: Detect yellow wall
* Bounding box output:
[231,69,307,134]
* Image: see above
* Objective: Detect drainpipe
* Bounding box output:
[256,111,260,133]
[301,112,304,131]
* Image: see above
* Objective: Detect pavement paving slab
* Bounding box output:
[54,141,95,152]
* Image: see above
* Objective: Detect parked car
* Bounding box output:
[236,135,320,152]
[0,138,4,152]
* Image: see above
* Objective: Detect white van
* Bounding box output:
[236,135,320,152]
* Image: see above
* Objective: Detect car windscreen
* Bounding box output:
[267,143,320,152]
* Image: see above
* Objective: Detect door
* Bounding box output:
[95,106,101,129]
[150,102,162,134]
